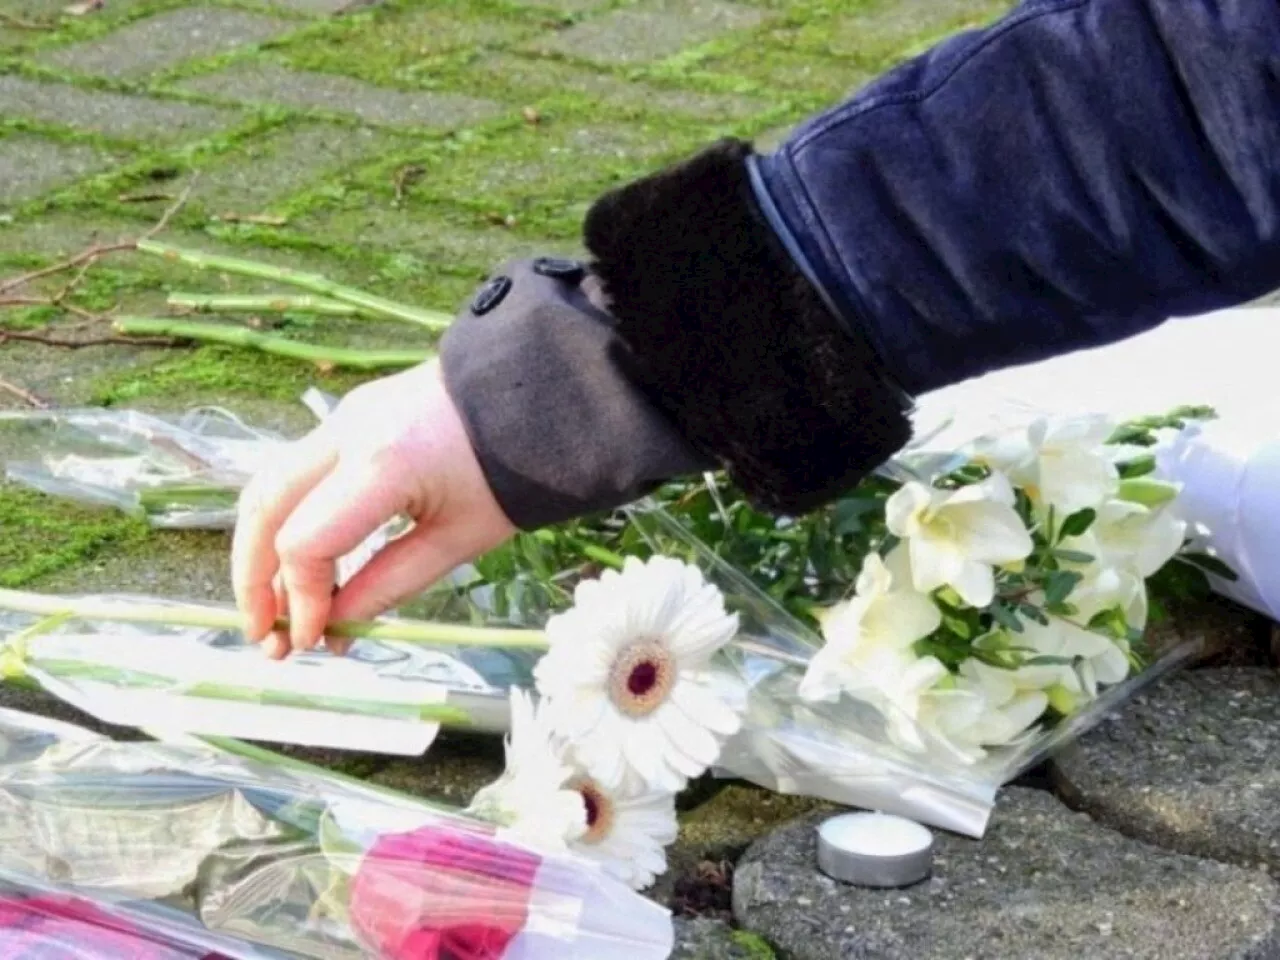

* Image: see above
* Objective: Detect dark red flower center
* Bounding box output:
[627,661,659,697]
[608,640,674,718]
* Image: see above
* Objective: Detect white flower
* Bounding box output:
[1017,614,1131,708]
[467,688,587,852]
[799,553,944,710]
[1068,562,1149,632]
[568,775,678,892]
[917,661,1049,764]
[885,473,1034,607]
[534,556,745,794]
[1074,499,1187,578]
[973,414,1119,515]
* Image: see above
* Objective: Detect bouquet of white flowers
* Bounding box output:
[0,405,1225,891]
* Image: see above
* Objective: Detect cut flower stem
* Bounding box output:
[114,317,433,371]
[135,240,454,331]
[168,293,366,317]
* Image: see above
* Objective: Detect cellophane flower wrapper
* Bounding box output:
[0,705,674,959]
[620,423,1204,838]
[0,403,287,530]
[0,595,521,749]
[910,304,1280,621]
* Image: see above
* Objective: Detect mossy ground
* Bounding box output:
[1,0,1012,942]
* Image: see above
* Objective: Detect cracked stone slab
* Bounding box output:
[734,788,1280,960]
[39,7,298,79]
[0,136,118,207]
[177,62,501,129]
[0,76,241,143]
[1053,668,1280,874]
[529,0,767,65]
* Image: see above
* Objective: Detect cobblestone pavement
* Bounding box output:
[7,2,1278,957]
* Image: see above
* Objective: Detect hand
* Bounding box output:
[231,360,515,659]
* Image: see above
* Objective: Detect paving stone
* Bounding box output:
[178,61,501,129]
[649,782,834,915]
[0,137,117,207]
[0,214,141,260]
[299,208,579,268]
[698,45,873,99]
[39,7,297,79]
[261,0,358,13]
[734,788,1280,960]
[0,76,241,143]
[821,0,1013,64]
[189,123,393,214]
[289,6,527,72]
[530,0,767,65]
[411,122,680,208]
[506,0,612,12]
[673,918,775,959]
[1053,668,1280,875]
[0,0,144,50]
[476,53,761,120]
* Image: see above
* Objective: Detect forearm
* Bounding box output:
[746,0,1280,393]
[444,0,1280,528]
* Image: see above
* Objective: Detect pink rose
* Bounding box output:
[0,894,226,959]
[349,822,542,960]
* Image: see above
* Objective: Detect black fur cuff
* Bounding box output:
[583,138,915,516]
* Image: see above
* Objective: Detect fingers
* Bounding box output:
[273,458,408,652]
[325,519,509,656]
[232,431,336,643]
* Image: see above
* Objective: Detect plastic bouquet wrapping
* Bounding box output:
[0,400,308,530]
[0,705,674,959]
[0,591,545,745]
[0,405,1223,853]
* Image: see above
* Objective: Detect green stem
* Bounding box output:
[113,317,432,371]
[168,293,366,317]
[136,240,453,331]
[136,485,240,512]
[0,589,549,650]
[185,682,470,725]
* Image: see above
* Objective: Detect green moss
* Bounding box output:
[89,344,373,405]
[0,487,151,588]
[729,932,777,959]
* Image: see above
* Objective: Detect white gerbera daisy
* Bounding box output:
[568,775,678,892]
[533,556,744,794]
[467,688,587,852]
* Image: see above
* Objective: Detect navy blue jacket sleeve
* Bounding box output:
[751,0,1280,394]
[448,0,1280,525]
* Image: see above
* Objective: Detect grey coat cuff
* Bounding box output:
[440,258,712,530]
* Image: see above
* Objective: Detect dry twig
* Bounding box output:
[0,328,177,349]
[0,12,50,29]
[0,378,48,408]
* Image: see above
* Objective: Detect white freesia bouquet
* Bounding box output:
[631,406,1229,837]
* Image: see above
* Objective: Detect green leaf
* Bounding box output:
[1053,548,1095,564]
[1179,552,1239,582]
[1043,570,1084,607]
[1117,454,1158,479]
[1058,508,1096,541]
[941,613,973,639]
[1018,603,1050,626]
[990,603,1024,633]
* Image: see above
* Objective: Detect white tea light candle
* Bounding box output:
[816,812,934,888]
